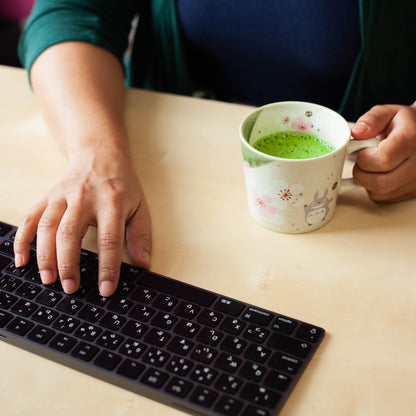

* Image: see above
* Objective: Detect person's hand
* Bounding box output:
[13,150,152,297]
[351,104,416,202]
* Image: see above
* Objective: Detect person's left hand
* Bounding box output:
[351,103,416,202]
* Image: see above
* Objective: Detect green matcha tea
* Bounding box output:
[253,130,335,159]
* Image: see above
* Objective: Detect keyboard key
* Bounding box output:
[32,306,59,325]
[11,299,38,317]
[56,297,83,315]
[94,350,122,371]
[214,374,243,394]
[220,316,246,335]
[165,356,193,376]
[0,240,14,256]
[28,325,55,344]
[142,347,170,367]
[214,297,245,316]
[242,405,271,416]
[141,368,169,389]
[191,364,218,385]
[269,353,302,375]
[15,282,42,299]
[295,323,324,343]
[0,310,13,327]
[167,336,194,355]
[121,319,149,339]
[196,327,224,346]
[129,286,156,304]
[117,359,145,380]
[96,330,124,350]
[151,311,177,330]
[143,328,170,347]
[174,301,200,319]
[271,315,297,334]
[71,341,99,361]
[198,309,223,327]
[0,274,21,292]
[49,333,77,353]
[215,353,243,373]
[263,370,291,392]
[242,307,273,326]
[0,290,18,308]
[139,271,217,307]
[189,386,218,408]
[214,395,244,415]
[220,335,247,355]
[243,325,269,343]
[100,312,126,331]
[191,344,218,364]
[119,339,146,359]
[36,289,62,307]
[244,344,271,364]
[53,314,80,333]
[74,323,102,341]
[239,361,267,383]
[267,332,311,358]
[0,222,12,236]
[0,254,11,270]
[7,317,34,336]
[165,376,193,398]
[78,304,105,323]
[174,319,200,338]
[240,383,281,409]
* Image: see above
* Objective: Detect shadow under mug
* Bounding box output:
[239,101,379,233]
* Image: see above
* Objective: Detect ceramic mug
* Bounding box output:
[239,101,379,233]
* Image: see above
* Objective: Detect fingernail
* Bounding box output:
[353,122,369,134]
[61,278,78,294]
[100,280,114,297]
[40,269,55,285]
[15,253,23,268]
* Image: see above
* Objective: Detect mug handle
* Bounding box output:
[339,137,381,193]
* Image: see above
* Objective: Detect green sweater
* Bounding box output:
[19,0,416,120]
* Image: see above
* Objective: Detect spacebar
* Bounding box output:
[137,270,217,307]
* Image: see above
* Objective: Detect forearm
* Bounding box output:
[31,41,130,162]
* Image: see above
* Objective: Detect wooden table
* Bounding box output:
[0,65,415,415]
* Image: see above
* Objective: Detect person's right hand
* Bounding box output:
[13,150,152,297]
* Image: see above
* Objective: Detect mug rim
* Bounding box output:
[239,101,351,163]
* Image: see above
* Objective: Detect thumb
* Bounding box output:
[351,105,398,139]
[125,199,152,269]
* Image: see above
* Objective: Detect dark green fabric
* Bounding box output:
[19,0,416,120]
[340,0,416,119]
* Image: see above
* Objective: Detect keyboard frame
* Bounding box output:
[0,221,325,416]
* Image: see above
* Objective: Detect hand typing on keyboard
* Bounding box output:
[13,154,152,297]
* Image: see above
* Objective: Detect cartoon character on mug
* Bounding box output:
[304,189,333,225]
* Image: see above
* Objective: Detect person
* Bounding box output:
[14,0,416,297]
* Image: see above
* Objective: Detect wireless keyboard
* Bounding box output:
[0,221,324,416]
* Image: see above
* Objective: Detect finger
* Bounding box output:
[36,201,66,285]
[126,198,152,270]
[353,156,416,200]
[351,105,398,139]
[56,208,89,294]
[96,211,125,297]
[14,203,46,267]
[355,129,410,173]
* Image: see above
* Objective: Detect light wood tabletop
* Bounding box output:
[0,65,415,416]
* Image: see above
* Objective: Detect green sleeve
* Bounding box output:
[18,0,138,76]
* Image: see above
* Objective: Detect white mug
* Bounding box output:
[239,101,379,233]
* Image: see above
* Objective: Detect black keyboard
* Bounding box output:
[0,221,324,416]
